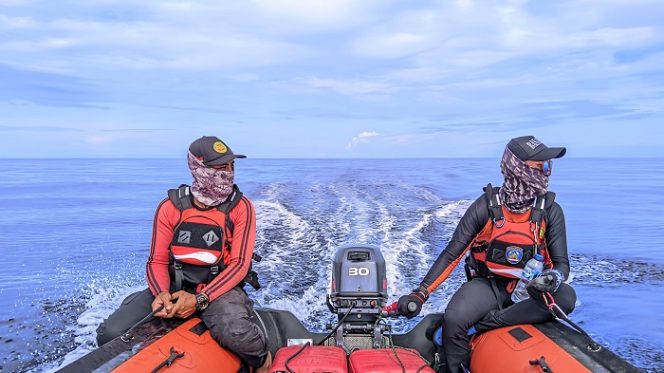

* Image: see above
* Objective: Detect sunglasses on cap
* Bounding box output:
[525,160,552,176]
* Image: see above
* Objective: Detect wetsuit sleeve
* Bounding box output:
[545,202,570,279]
[146,199,181,296]
[201,196,256,302]
[421,195,490,294]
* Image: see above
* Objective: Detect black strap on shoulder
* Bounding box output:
[167,184,194,211]
[530,193,547,224]
[484,183,505,227]
[217,185,243,235]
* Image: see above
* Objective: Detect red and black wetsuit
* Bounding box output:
[146,194,256,301]
[97,188,268,368]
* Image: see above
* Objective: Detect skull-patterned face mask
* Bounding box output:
[498,147,550,213]
[187,151,234,206]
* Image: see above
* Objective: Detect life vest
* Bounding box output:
[167,184,243,291]
[468,184,553,280]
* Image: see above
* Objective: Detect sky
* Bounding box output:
[1,0,663,158]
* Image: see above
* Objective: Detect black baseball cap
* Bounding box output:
[189,136,246,166]
[507,136,566,161]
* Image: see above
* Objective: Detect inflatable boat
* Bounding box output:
[56,245,640,373]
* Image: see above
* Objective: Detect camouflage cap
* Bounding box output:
[507,136,566,161]
[189,136,246,166]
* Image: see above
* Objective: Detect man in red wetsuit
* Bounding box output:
[97,136,271,372]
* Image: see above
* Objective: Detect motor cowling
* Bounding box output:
[329,244,388,329]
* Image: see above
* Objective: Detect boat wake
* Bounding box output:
[13,181,664,372]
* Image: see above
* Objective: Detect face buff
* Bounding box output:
[187,151,234,206]
[499,147,549,213]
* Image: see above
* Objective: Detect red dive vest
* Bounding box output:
[469,184,553,280]
[168,184,243,290]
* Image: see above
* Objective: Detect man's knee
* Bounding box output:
[443,307,474,335]
[202,288,266,357]
[555,283,577,314]
[95,289,154,346]
[207,315,266,355]
[96,322,124,346]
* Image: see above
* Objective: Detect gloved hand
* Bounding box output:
[527,269,564,298]
[397,285,429,319]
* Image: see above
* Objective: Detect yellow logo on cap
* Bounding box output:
[213,141,227,154]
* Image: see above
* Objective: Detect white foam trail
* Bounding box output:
[47,284,144,372]
[435,200,471,220]
[252,195,334,329]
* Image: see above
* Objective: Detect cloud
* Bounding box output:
[0,125,82,132]
[84,134,113,144]
[0,15,38,29]
[250,0,377,28]
[1,0,663,158]
[304,77,395,98]
[0,63,101,107]
[0,1,390,74]
[346,131,379,150]
[348,1,663,85]
[0,18,315,70]
[351,31,430,59]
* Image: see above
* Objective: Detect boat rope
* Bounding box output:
[149,346,185,373]
[277,302,358,373]
[120,305,164,343]
[542,292,602,352]
[376,314,431,373]
[284,341,311,373]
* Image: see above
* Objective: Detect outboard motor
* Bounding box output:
[327,244,389,348]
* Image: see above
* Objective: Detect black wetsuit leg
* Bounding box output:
[442,277,505,373]
[200,286,268,368]
[96,288,154,346]
[474,283,576,331]
[443,278,577,373]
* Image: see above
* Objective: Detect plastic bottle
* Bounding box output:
[511,253,544,303]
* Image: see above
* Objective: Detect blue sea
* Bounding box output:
[0,158,663,372]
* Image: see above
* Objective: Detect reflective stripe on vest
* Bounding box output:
[170,207,228,267]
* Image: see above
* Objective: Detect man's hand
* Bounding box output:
[167,291,197,319]
[397,285,429,319]
[152,292,173,318]
[527,269,564,298]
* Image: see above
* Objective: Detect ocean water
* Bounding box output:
[0,158,662,372]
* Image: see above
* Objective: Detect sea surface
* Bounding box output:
[0,158,663,372]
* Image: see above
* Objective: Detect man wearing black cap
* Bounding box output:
[96,136,271,372]
[393,136,576,373]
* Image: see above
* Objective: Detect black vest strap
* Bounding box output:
[173,262,185,292]
[530,194,546,224]
[484,184,504,227]
[168,184,194,211]
[217,185,243,235]
[489,277,504,311]
[167,184,244,235]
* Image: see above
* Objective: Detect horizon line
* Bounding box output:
[0,156,661,160]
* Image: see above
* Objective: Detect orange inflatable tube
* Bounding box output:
[470,324,591,373]
[113,318,241,373]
